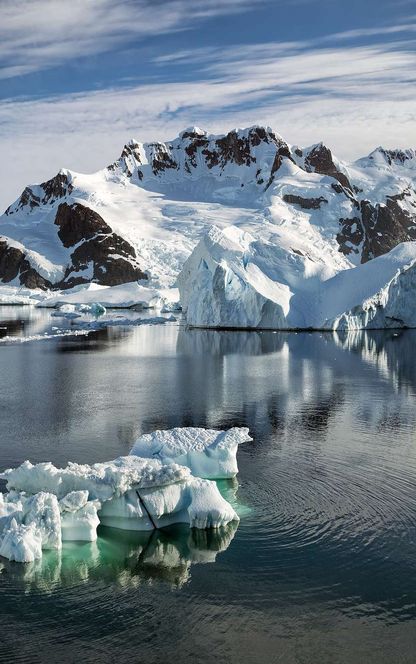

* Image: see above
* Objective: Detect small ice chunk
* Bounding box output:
[78,302,106,317]
[187,478,239,529]
[59,490,89,513]
[0,519,42,563]
[130,427,251,479]
[61,502,100,542]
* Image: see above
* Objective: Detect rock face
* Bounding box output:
[54,203,146,288]
[0,125,415,292]
[0,241,52,289]
[5,171,73,216]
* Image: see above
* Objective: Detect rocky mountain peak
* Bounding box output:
[5,170,73,216]
[366,147,416,167]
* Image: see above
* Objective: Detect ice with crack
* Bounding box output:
[0,428,245,563]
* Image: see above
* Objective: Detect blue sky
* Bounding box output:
[0,0,415,209]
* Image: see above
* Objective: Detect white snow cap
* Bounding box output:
[179,126,207,138]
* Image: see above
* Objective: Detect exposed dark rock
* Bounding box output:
[41,172,73,203]
[201,147,220,169]
[215,131,256,168]
[151,144,178,175]
[5,187,41,215]
[360,197,416,262]
[108,141,143,177]
[369,147,416,166]
[185,136,209,168]
[249,126,270,146]
[54,203,147,288]
[336,189,416,262]
[304,144,352,192]
[337,217,364,256]
[265,144,294,189]
[5,172,73,215]
[0,240,52,289]
[283,194,328,210]
[55,202,112,247]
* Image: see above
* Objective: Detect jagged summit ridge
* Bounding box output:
[108,125,292,191]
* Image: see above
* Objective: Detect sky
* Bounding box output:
[0,0,415,211]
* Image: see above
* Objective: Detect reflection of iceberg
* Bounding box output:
[0,522,238,591]
[177,327,285,356]
[0,427,247,563]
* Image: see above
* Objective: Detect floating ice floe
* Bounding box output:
[130,427,251,479]
[72,314,176,330]
[0,427,247,563]
[51,302,107,319]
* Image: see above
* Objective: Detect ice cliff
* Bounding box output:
[178,226,416,330]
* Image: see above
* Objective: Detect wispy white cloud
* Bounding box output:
[0,0,268,79]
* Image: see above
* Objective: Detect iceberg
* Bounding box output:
[130,427,251,479]
[0,429,244,563]
[178,226,416,330]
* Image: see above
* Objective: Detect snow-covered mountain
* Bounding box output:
[1,125,415,312]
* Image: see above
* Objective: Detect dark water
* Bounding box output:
[1,307,416,663]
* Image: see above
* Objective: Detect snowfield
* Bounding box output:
[0,427,247,563]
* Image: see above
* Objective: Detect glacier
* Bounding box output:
[0,427,246,563]
[178,225,416,330]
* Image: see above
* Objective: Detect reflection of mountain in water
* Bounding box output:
[334,329,416,394]
[171,327,416,444]
[0,522,238,592]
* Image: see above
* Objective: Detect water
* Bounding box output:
[1,307,416,663]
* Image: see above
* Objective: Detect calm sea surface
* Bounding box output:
[0,306,416,663]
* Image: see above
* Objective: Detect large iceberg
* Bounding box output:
[177,226,416,330]
[130,427,251,479]
[0,429,245,563]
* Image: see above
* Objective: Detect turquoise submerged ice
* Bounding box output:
[0,427,247,563]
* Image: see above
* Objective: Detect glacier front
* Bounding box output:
[178,226,416,330]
